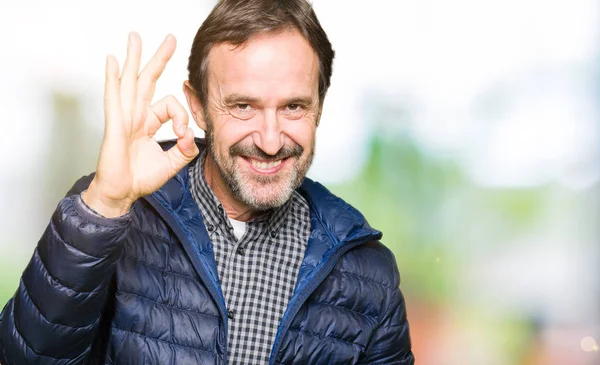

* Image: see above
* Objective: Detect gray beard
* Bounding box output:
[205,127,313,212]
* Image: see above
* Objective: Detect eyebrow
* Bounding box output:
[223,93,315,107]
[223,93,260,105]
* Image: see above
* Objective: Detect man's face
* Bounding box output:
[199,29,320,211]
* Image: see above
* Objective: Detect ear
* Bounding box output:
[183,81,207,131]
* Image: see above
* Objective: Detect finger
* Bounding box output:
[120,32,142,119]
[145,95,189,138]
[167,127,199,172]
[104,54,122,134]
[137,35,176,109]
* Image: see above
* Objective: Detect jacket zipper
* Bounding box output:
[145,196,229,365]
[268,238,371,365]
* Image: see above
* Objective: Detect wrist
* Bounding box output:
[82,182,133,218]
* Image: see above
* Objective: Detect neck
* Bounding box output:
[202,154,256,222]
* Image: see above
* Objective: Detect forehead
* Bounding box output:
[206,29,319,100]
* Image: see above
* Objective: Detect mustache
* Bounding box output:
[229,142,304,161]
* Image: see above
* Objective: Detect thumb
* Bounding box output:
[167,128,199,170]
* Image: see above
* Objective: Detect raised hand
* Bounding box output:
[82,32,199,217]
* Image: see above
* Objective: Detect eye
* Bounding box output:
[282,104,306,119]
[229,103,256,120]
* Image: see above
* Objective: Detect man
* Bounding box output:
[0,0,414,364]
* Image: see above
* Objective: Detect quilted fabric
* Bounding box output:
[0,141,414,365]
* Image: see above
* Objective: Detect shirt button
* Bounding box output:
[206,224,215,232]
[270,230,277,238]
[228,310,235,319]
[236,247,245,256]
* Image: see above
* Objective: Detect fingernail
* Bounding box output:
[180,126,186,136]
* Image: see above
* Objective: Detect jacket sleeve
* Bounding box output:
[358,260,415,364]
[0,175,132,365]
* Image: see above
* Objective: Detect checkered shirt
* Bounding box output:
[189,151,311,365]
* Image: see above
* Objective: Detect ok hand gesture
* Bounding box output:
[83,32,199,217]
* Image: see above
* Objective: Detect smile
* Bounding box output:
[251,159,282,169]
[244,157,287,174]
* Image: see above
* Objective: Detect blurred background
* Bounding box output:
[0,0,598,364]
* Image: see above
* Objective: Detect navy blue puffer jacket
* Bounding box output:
[0,141,414,365]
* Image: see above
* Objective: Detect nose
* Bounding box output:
[253,109,284,156]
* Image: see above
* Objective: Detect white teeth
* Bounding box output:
[251,159,282,170]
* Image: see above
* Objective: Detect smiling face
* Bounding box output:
[185,28,321,214]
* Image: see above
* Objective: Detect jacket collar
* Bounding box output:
[298,178,382,247]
